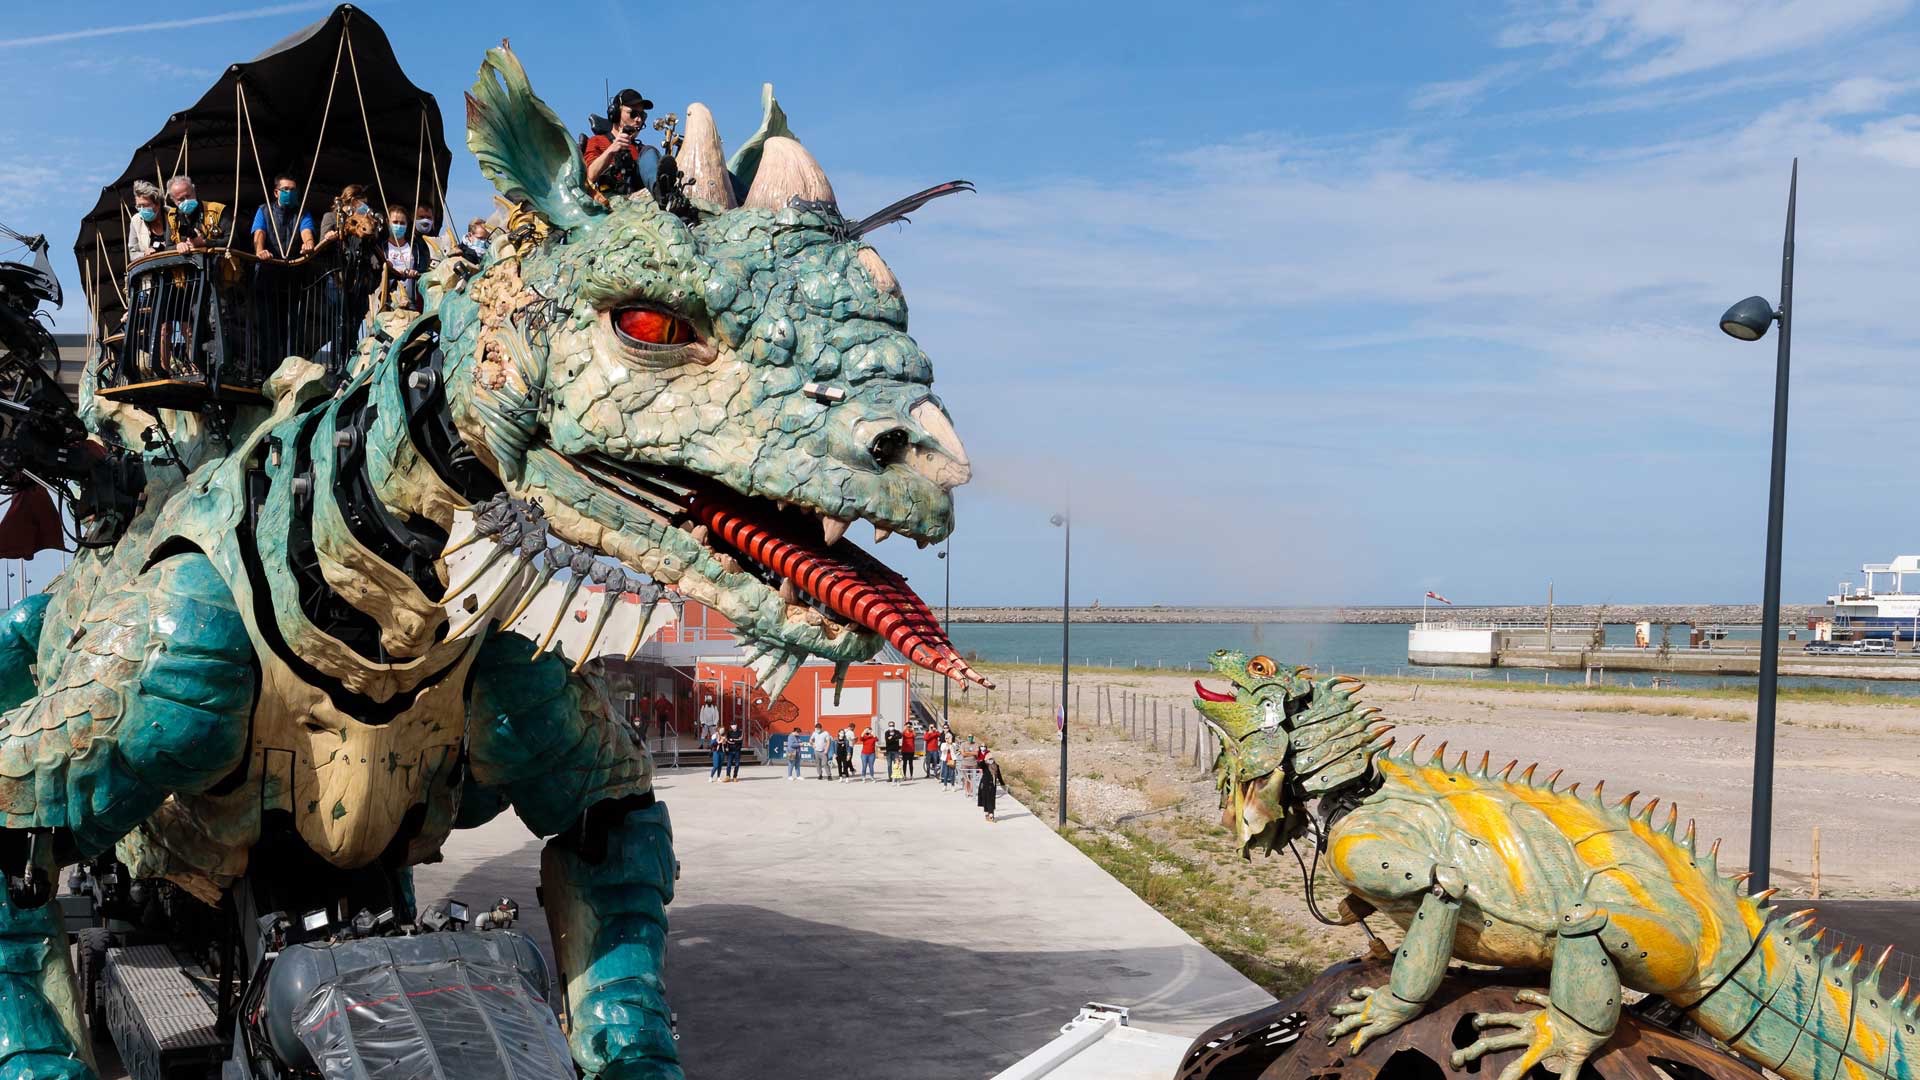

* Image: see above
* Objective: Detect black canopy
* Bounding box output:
[75,5,453,336]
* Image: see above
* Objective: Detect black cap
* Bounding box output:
[610,88,654,115]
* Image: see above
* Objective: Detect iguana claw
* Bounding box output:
[1450,990,1609,1080]
[1326,984,1425,1053]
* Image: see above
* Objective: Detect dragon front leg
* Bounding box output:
[1329,873,1463,1052]
[467,632,681,1080]
[0,592,52,711]
[1452,903,1620,1080]
[0,553,254,1080]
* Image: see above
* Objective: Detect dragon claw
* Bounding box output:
[1452,994,1608,1080]
[1325,984,1424,1053]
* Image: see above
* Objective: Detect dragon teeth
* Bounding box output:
[873,527,892,543]
[779,578,799,603]
[821,516,849,547]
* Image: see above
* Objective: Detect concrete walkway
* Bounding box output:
[414,761,1272,1079]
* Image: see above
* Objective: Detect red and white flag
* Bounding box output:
[1425,591,1453,605]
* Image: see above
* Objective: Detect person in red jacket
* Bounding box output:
[922,726,942,777]
[899,725,918,782]
[859,727,879,781]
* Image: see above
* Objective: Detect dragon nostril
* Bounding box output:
[868,428,910,468]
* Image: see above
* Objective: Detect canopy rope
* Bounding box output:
[344,33,390,216]
[422,109,458,248]
[237,83,288,256]
[294,30,348,239]
[410,106,426,231]
[94,231,127,308]
[232,83,244,247]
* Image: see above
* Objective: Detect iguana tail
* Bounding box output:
[1686,897,1915,1080]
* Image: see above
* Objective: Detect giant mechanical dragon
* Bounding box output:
[1192,650,1913,1080]
[0,44,981,1079]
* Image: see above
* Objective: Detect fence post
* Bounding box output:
[1179,710,1186,757]
[1152,699,1159,747]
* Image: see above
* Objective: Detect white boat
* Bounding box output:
[1825,556,1920,641]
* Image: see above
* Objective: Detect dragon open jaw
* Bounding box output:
[563,452,991,689]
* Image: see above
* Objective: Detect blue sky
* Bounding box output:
[5,1,1920,607]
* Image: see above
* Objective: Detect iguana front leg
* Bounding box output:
[467,632,681,1080]
[1452,903,1620,1080]
[1329,878,1462,1052]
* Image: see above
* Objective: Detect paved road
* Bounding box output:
[427,761,1271,1078]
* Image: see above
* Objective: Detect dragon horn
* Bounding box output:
[679,103,737,209]
[743,136,836,212]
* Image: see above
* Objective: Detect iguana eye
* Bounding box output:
[1247,655,1276,678]
[613,307,696,347]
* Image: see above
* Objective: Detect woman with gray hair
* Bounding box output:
[127,179,172,260]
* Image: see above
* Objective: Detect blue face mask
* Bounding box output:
[137,208,157,223]
[277,188,296,207]
[355,203,369,214]
[415,218,433,234]
[390,223,408,240]
[176,198,199,215]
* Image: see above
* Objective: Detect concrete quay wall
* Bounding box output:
[1488,647,1920,680]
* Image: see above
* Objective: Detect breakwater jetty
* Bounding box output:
[953,604,1817,626]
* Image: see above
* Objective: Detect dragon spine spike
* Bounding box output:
[570,596,621,673]
[1429,740,1449,765]
[445,541,513,598]
[1404,734,1425,761]
[1545,767,1563,789]
[1520,762,1539,785]
[1730,871,1752,885]
[1619,790,1639,812]
[1499,759,1518,779]
[1475,751,1490,775]
[1331,674,1361,684]
[1752,887,1779,904]
[1873,944,1894,974]
[1898,977,1913,1006]
[532,576,586,658]
[1589,779,1605,804]
[1453,750,1469,771]
[1846,945,1865,969]
[1378,736,1396,755]
[1639,797,1659,822]
[1684,818,1697,848]
[501,562,560,625]
[1365,724,1395,743]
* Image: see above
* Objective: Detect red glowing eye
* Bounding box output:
[614,308,694,346]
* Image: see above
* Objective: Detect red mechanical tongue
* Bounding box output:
[692,497,994,689]
[1195,680,1236,702]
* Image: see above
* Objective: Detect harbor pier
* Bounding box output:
[1409,623,1920,680]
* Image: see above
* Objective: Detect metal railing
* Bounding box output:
[111,248,359,402]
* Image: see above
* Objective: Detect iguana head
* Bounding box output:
[1193,650,1387,857]
[438,46,986,693]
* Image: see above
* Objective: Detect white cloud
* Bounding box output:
[848,74,1920,602]
[1498,0,1912,85]
[0,2,334,49]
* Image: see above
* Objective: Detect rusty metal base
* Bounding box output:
[1176,959,1759,1080]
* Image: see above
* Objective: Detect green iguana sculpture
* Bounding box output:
[1193,650,1914,1080]
[0,44,980,1079]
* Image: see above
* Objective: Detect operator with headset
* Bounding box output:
[582,88,661,204]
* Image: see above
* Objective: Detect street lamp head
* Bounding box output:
[1719,295,1778,341]
[1049,513,1066,528]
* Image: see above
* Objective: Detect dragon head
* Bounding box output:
[436,47,986,693]
[1193,650,1388,857]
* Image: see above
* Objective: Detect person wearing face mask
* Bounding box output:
[251,174,315,261]
[165,174,227,253]
[463,219,491,259]
[381,204,432,310]
[127,180,174,260]
[319,184,377,248]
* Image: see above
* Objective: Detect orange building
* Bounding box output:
[602,596,927,749]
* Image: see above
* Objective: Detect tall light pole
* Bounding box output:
[938,545,951,727]
[1717,158,1796,894]
[1050,512,1070,827]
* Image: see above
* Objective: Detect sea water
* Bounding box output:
[946,622,1920,697]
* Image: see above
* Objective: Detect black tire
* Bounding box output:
[75,927,111,1035]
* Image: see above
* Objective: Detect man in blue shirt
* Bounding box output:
[252,174,316,260]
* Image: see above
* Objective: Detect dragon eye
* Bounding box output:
[1247,656,1277,678]
[614,308,695,347]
